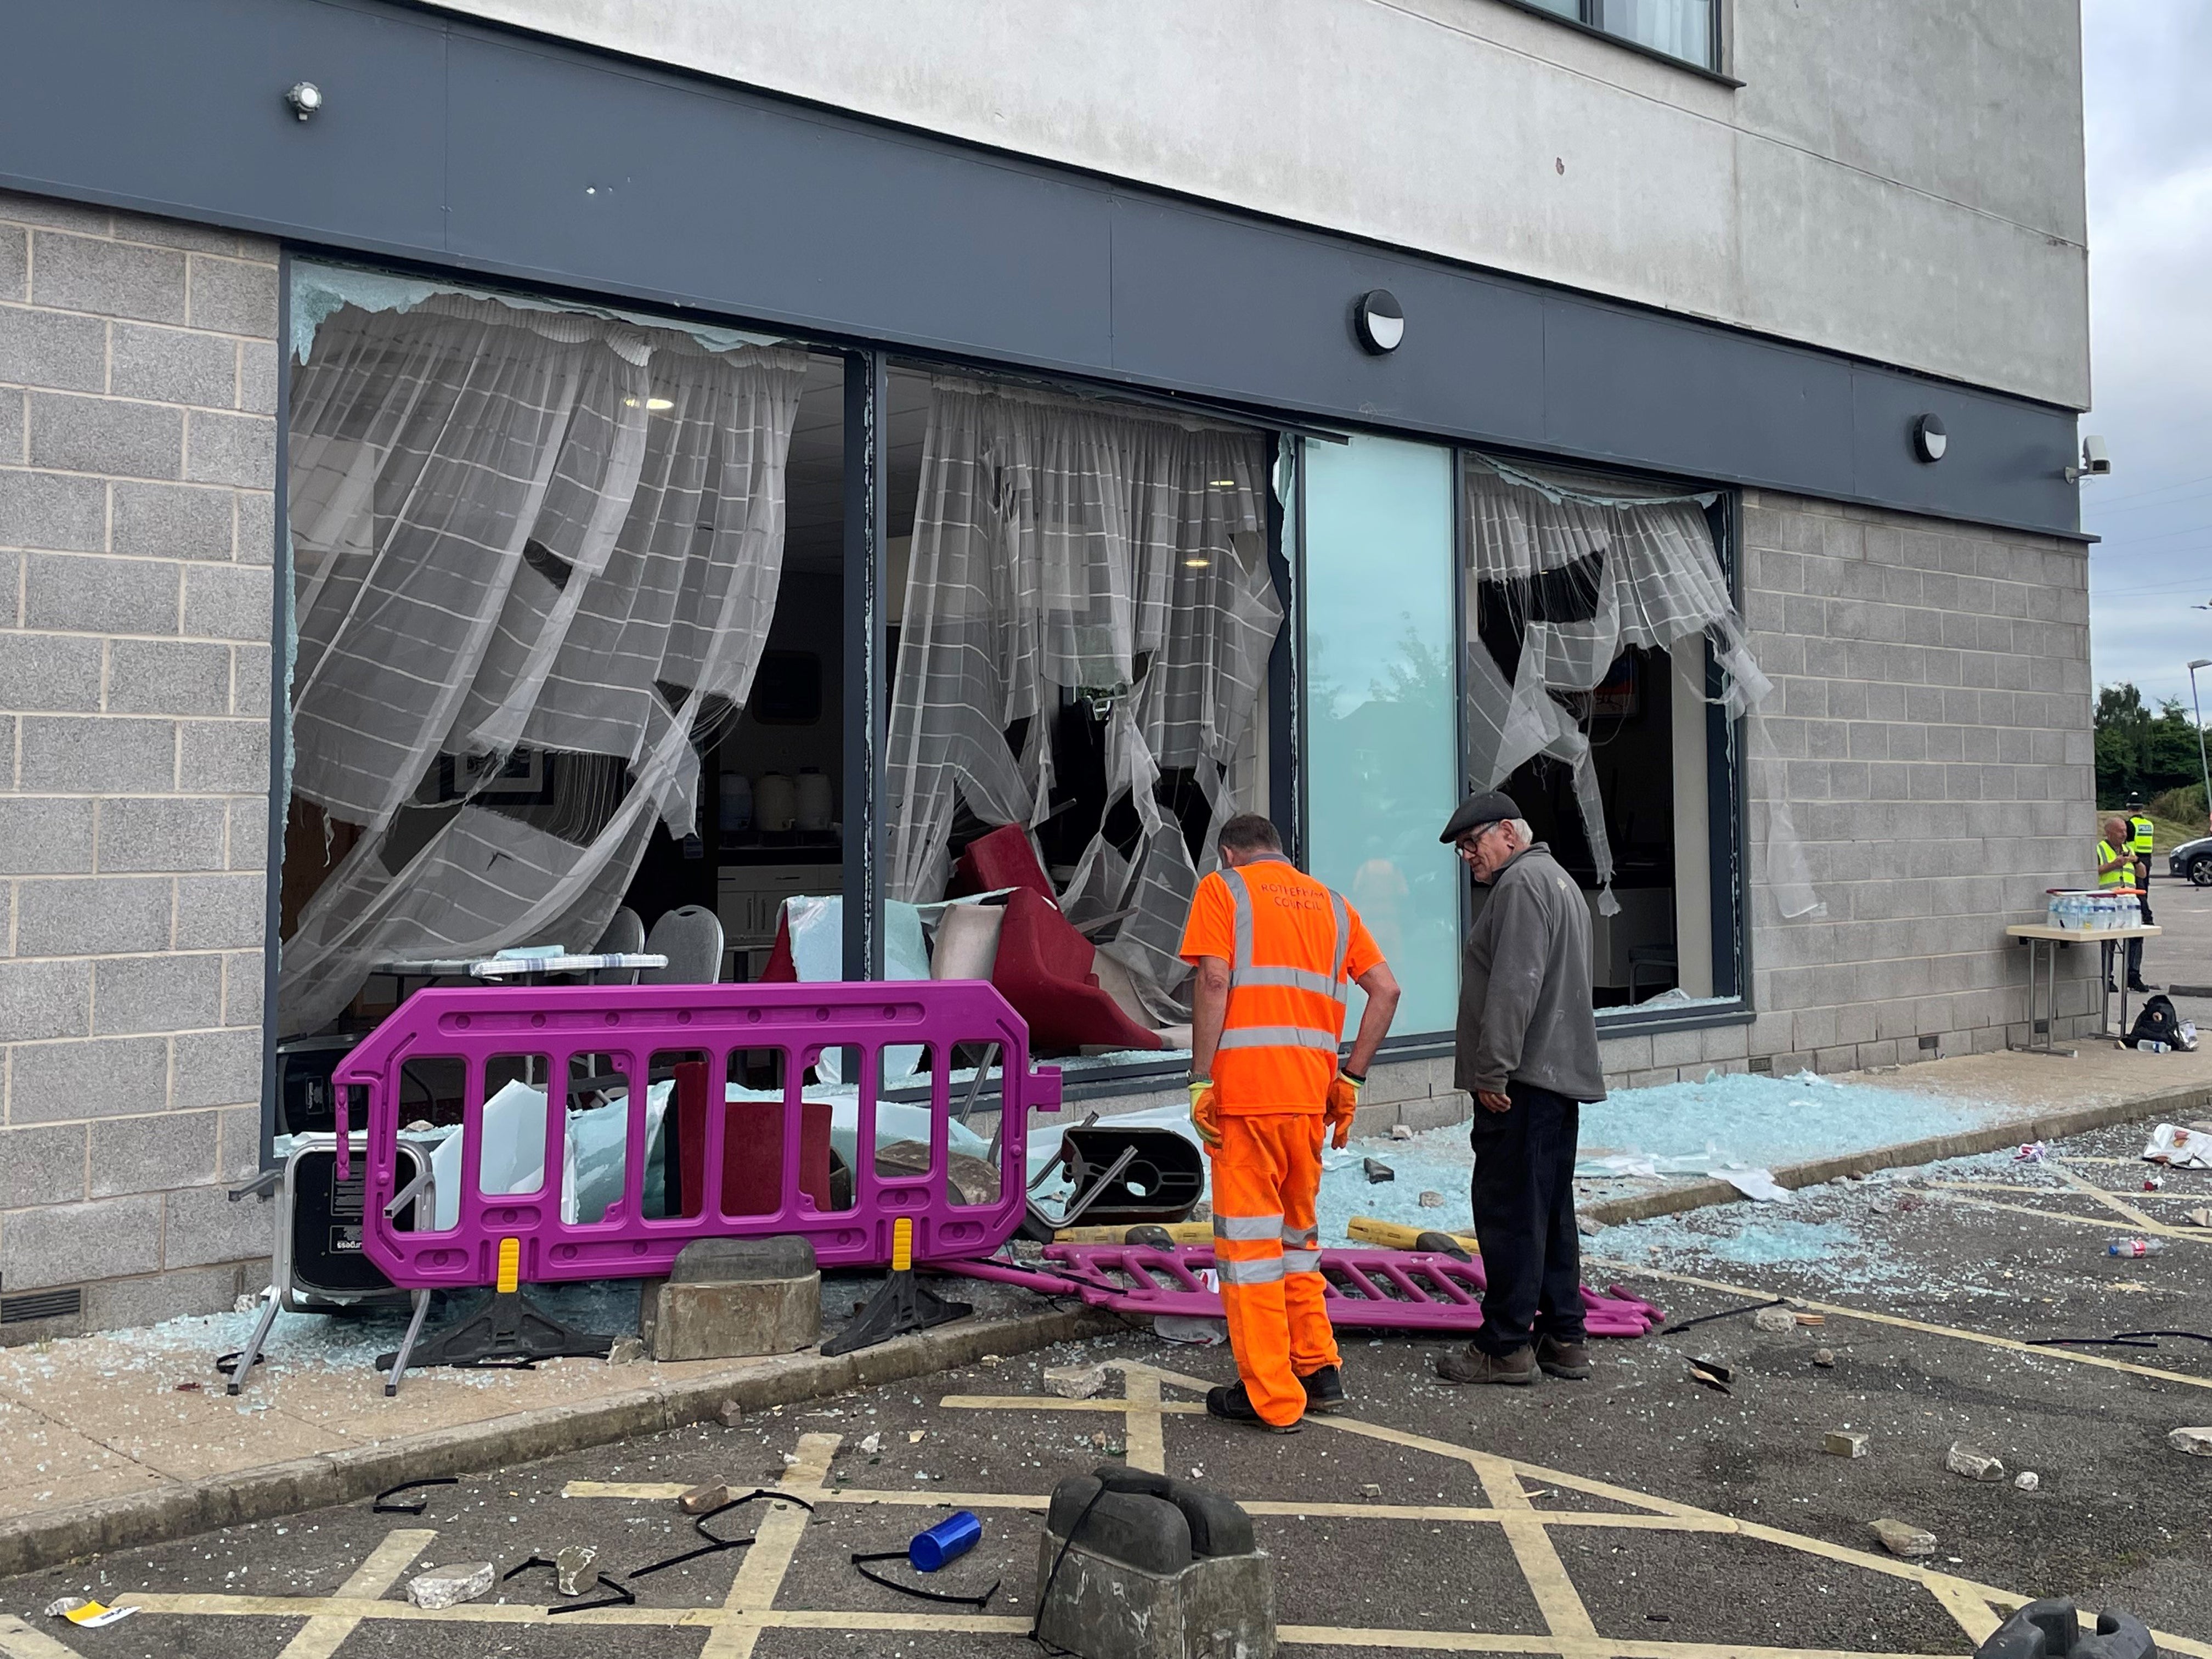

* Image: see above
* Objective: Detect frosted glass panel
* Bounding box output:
[1303,434,1460,1039]
[1599,0,1714,66]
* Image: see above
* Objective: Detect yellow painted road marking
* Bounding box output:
[701,1430,839,1659]
[0,1611,87,1658]
[1275,1630,1970,1658]
[2049,1160,2169,1233]
[1119,1363,1167,1473]
[938,1393,1208,1414]
[1471,1452,1598,1640]
[1926,1581,2004,1644]
[1928,1190,2191,1238]
[1592,1261,2212,1392]
[275,1525,434,1658]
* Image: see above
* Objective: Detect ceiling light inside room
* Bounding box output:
[624,396,675,411]
[1184,556,1211,569]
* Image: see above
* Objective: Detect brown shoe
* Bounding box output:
[1435,1344,1536,1385]
[1536,1336,1592,1380]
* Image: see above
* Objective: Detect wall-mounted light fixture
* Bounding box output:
[1911,414,1946,464]
[1354,290,1404,354]
[285,81,324,121]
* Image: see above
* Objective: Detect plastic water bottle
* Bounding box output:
[2107,1238,2167,1257]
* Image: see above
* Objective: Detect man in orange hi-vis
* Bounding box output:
[1181,812,1402,1431]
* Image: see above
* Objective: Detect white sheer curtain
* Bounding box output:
[887,377,1280,1007]
[1462,453,1820,921]
[280,292,806,1034]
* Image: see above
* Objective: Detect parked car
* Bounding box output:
[2171,835,2212,887]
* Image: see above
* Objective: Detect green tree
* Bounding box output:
[2095,681,2209,804]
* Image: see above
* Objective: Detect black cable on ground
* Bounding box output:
[850,1551,999,1609]
[1660,1297,1785,1336]
[372,1476,458,1515]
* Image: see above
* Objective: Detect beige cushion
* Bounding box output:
[930,903,1005,980]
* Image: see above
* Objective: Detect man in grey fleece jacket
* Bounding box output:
[1433,790,1606,1386]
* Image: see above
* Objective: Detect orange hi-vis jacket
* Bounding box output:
[1180,855,1383,1114]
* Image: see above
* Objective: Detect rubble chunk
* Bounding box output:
[1753,1306,1797,1334]
[1045,1362,1110,1400]
[1945,1441,2005,1482]
[1417,1190,1446,1209]
[717,1400,743,1427]
[1795,1313,1825,1328]
[859,1432,882,1454]
[1359,1483,1383,1501]
[1576,1215,1604,1237]
[605,1336,646,1365]
[2013,1471,2040,1492]
[680,1482,731,1514]
[1363,1159,1396,1184]
[1867,1519,1936,1559]
[407,1562,496,1610]
[1390,1124,1414,1141]
[1824,1431,1868,1459]
[555,1545,599,1596]
[980,1353,1003,1367]
[2166,1426,2212,1457]
[1813,1348,1837,1367]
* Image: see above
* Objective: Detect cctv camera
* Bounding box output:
[2081,435,2111,475]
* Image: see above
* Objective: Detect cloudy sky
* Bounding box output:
[2080,2,2212,715]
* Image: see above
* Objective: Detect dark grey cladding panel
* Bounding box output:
[441,32,1115,363]
[0,0,449,252]
[0,0,2081,537]
[1103,193,1547,437]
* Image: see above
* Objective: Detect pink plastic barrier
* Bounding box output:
[331,981,1059,1291]
[945,1244,1665,1336]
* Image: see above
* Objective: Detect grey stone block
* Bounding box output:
[26,550,183,635]
[14,876,174,957]
[186,255,279,337]
[108,639,233,715]
[222,950,265,1026]
[174,874,265,950]
[20,714,177,793]
[6,1034,170,1122]
[30,391,183,480]
[639,1269,821,1361]
[182,562,272,641]
[0,958,93,1041]
[174,1028,262,1110]
[228,796,269,871]
[0,386,22,462]
[0,632,103,712]
[0,472,107,553]
[92,952,222,1034]
[90,1109,221,1197]
[0,1193,164,1290]
[0,798,95,874]
[122,215,244,255]
[179,719,270,793]
[184,410,274,488]
[239,339,277,415]
[232,645,270,715]
[0,190,114,234]
[82,1261,250,1333]
[0,1123,88,1207]
[0,305,107,393]
[161,1178,270,1269]
[217,1104,265,1178]
[98,797,228,872]
[235,488,274,566]
[109,323,237,409]
[31,231,186,323]
[0,223,24,301]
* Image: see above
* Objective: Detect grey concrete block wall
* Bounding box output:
[1597,490,2098,1089]
[0,188,275,1335]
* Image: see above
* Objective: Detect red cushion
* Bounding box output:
[759,911,797,983]
[669,1058,833,1217]
[990,888,1163,1052]
[951,824,1058,907]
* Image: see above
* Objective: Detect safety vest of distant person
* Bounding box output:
[2130,814,2155,856]
[1184,858,1379,1113]
[2097,838,2129,888]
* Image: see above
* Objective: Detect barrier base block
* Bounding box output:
[1032,1531,1275,1659]
[377,1289,613,1376]
[820,1268,970,1358]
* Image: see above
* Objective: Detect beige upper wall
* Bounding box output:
[425,0,2091,409]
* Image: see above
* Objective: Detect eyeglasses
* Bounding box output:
[1454,824,1500,860]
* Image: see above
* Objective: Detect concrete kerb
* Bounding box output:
[0,1301,1115,1579]
[1577,1078,2212,1229]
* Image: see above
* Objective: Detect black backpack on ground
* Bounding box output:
[2126,994,2188,1050]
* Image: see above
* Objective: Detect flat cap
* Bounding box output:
[1440,790,1522,845]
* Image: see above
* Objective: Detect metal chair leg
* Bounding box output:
[225,1290,283,1397]
[386,1289,433,1397]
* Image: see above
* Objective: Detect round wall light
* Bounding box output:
[286,81,324,121]
[1355,289,1404,354]
[1912,413,1947,464]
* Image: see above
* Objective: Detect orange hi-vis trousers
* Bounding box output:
[1210,1112,1339,1426]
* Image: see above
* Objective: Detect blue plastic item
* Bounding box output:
[910,1511,983,1571]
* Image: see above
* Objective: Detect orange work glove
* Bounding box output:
[1188,1077,1221,1150]
[1324,1069,1363,1149]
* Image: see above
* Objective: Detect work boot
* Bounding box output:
[1536,1336,1593,1380]
[2131,980,2157,994]
[1297,1364,1347,1414]
[1434,1344,1536,1386]
[1205,1381,1302,1433]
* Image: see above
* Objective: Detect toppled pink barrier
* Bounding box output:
[943,1242,1663,1336]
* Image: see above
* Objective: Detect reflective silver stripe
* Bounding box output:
[1229,964,1348,1002]
[1281,1224,1318,1248]
[1221,866,1255,972]
[1329,890,1350,983]
[1283,1249,1322,1275]
[1216,1255,1286,1285]
[1218,1025,1341,1052]
[1214,1212,1284,1242]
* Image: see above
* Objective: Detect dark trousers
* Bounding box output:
[1467,1080,1585,1355]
